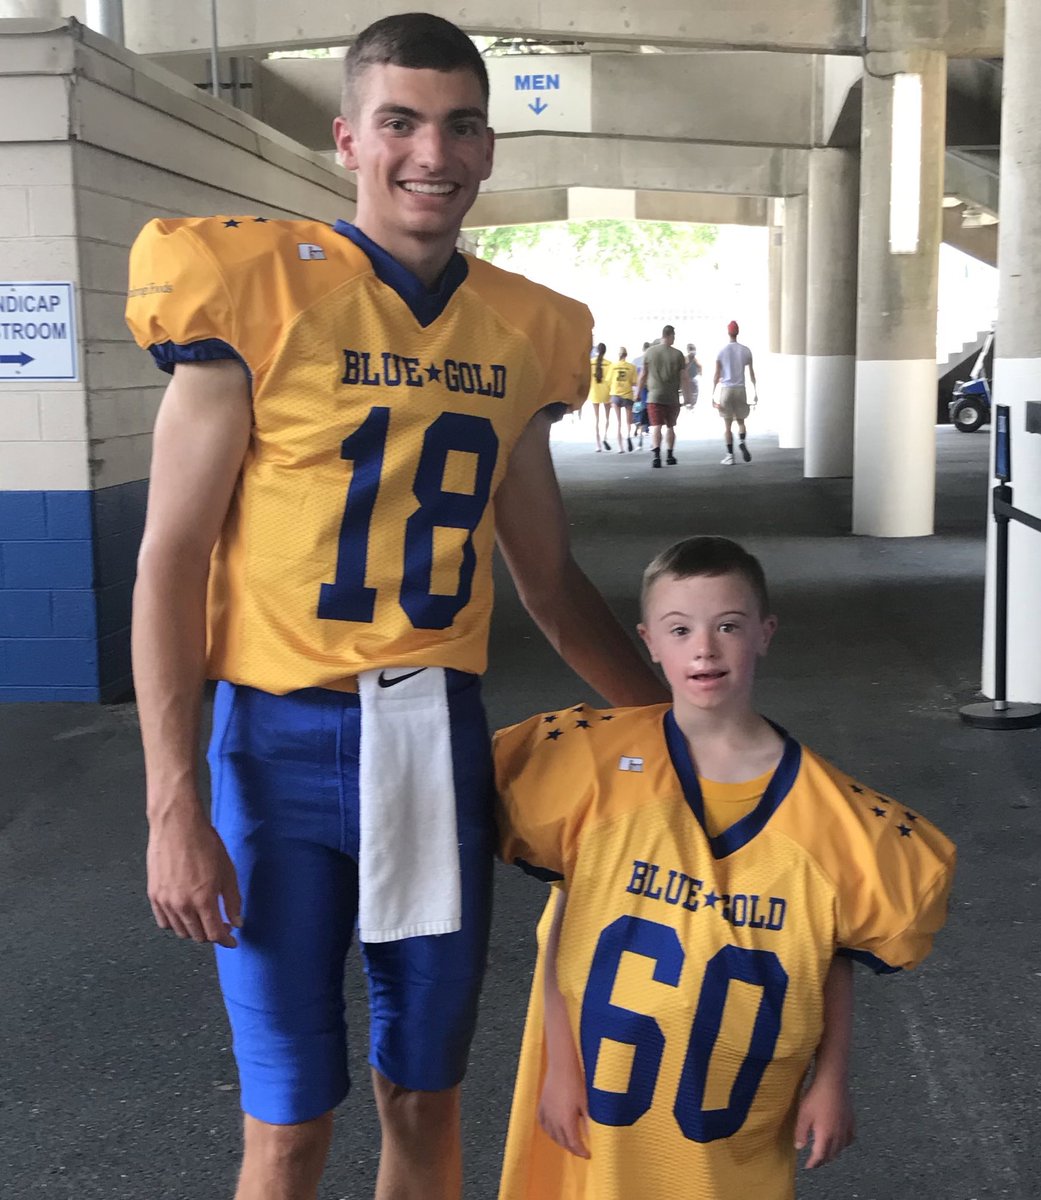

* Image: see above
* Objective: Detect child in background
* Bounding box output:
[495,536,955,1200]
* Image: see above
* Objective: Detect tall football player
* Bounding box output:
[126,14,666,1200]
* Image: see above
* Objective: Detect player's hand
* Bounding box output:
[538,1060,591,1158]
[795,1072,855,1168]
[147,805,243,948]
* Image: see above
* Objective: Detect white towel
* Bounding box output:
[356,666,461,943]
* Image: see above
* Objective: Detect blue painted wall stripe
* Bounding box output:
[0,480,147,702]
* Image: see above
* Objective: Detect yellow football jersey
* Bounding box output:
[126,217,592,693]
[494,703,956,1200]
[587,358,613,404]
[608,360,638,400]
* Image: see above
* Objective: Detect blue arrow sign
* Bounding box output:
[0,351,33,366]
[529,98,548,115]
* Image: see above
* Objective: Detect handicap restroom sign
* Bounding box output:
[0,282,78,382]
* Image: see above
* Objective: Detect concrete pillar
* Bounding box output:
[768,201,783,356]
[982,0,1041,701]
[805,149,859,478]
[852,49,947,536]
[86,1,125,45]
[777,193,808,448]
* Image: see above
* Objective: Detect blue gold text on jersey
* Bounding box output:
[627,860,787,931]
[341,350,507,397]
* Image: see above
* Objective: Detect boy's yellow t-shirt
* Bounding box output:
[494,702,955,1200]
[699,770,772,838]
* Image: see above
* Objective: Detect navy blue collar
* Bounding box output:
[332,220,469,328]
[663,709,802,859]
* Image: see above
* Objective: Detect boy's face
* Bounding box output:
[638,572,777,713]
[333,64,494,258]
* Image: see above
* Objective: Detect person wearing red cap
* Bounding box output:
[713,320,758,465]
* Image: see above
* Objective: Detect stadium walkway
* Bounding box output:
[1,425,1037,1199]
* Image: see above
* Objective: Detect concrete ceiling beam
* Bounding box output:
[121,0,998,59]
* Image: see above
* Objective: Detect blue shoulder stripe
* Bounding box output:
[149,339,252,394]
[514,857,565,883]
[836,948,903,975]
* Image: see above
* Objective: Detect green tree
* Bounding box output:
[470,219,717,278]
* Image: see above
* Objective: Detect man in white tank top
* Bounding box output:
[713,320,758,465]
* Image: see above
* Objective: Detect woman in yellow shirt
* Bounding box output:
[588,343,613,451]
[607,347,639,453]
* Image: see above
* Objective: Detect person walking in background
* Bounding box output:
[637,325,692,468]
[713,320,758,465]
[685,343,702,409]
[588,343,613,451]
[607,347,638,453]
[631,340,651,447]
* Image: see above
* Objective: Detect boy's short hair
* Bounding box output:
[641,536,771,618]
[342,13,490,116]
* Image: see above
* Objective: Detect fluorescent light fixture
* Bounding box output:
[889,73,922,254]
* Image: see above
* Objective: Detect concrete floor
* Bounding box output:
[2,424,1038,1199]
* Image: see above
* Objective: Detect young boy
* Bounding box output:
[495,536,955,1200]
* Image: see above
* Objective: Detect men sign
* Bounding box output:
[486,55,592,133]
[0,283,78,382]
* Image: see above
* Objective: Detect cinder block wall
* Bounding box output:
[0,19,355,700]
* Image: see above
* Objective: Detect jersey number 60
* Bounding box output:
[318,406,499,628]
[580,915,789,1142]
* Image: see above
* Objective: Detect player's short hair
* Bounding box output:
[342,13,490,116]
[641,536,771,618]
[662,325,675,337]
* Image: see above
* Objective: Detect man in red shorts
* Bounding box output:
[637,324,693,468]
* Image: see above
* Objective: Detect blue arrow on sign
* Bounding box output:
[0,351,33,366]
[529,98,548,115]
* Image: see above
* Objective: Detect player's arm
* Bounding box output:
[679,364,693,406]
[537,887,591,1158]
[636,365,647,393]
[795,955,855,1169]
[133,360,252,947]
[747,353,758,397]
[495,410,668,706]
[713,357,723,389]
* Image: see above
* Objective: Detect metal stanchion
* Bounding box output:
[960,404,1041,730]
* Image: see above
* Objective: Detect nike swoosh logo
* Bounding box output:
[377,668,427,689]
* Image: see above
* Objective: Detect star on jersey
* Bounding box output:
[426,362,442,382]
[253,217,268,223]
[223,219,241,228]
[543,714,557,723]
[575,720,591,729]
[850,784,865,794]
[703,890,720,908]
[904,811,919,822]
[600,714,615,721]
[872,806,887,818]
[546,729,563,741]
[898,824,913,837]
